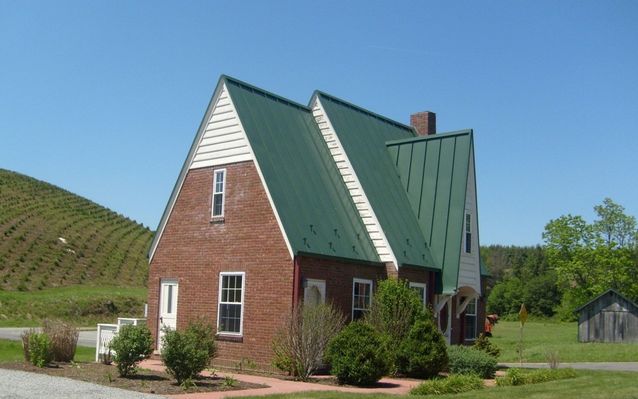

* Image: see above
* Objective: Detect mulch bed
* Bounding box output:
[0,361,268,395]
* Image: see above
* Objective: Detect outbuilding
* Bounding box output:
[576,289,638,343]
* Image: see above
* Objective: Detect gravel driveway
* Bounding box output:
[0,369,165,399]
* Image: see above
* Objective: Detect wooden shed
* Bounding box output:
[575,289,638,343]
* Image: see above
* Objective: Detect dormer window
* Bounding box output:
[212,169,226,218]
[464,212,471,253]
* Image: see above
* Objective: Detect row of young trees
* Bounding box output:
[486,198,638,320]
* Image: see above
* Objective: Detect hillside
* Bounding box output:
[0,169,153,291]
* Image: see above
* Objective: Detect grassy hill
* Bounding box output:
[0,169,153,291]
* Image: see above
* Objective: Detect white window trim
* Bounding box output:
[464,210,472,254]
[409,282,427,306]
[352,278,373,320]
[217,271,245,336]
[464,297,478,341]
[212,168,226,218]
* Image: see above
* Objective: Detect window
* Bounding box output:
[303,279,326,306]
[464,298,477,340]
[217,272,244,335]
[212,169,226,218]
[464,212,472,253]
[352,278,373,320]
[409,282,427,306]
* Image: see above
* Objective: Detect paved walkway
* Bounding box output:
[499,362,638,372]
[140,359,420,398]
[0,327,96,347]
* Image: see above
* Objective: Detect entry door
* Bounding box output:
[158,279,178,351]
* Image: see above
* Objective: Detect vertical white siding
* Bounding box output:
[189,83,252,169]
[458,153,481,294]
[311,97,397,266]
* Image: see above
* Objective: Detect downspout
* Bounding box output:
[292,256,301,306]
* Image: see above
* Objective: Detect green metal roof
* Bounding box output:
[315,92,438,271]
[386,130,473,293]
[224,77,380,264]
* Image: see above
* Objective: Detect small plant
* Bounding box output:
[179,378,196,390]
[395,318,448,378]
[109,325,153,377]
[447,345,497,379]
[105,371,114,383]
[20,328,37,361]
[28,332,53,367]
[410,374,484,395]
[473,333,500,358]
[43,319,79,362]
[546,350,560,369]
[496,367,576,386]
[161,321,217,385]
[325,321,389,386]
[221,375,238,388]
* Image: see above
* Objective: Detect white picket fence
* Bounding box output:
[95,317,146,362]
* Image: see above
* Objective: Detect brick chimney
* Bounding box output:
[410,111,436,136]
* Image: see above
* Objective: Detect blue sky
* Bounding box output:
[1,1,636,246]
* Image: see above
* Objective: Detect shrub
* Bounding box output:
[325,322,389,386]
[109,325,153,377]
[496,367,576,386]
[396,319,448,378]
[473,333,500,359]
[161,321,216,384]
[20,328,37,362]
[28,332,53,367]
[43,319,79,362]
[447,345,497,378]
[185,318,217,362]
[272,303,345,380]
[410,374,484,395]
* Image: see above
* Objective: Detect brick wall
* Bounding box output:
[147,161,293,369]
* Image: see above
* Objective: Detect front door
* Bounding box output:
[158,279,178,351]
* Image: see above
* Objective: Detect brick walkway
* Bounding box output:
[140,359,420,398]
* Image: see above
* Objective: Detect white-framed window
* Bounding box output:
[409,282,427,306]
[303,279,326,306]
[212,169,226,218]
[464,297,478,340]
[464,211,472,254]
[217,272,244,335]
[352,278,373,321]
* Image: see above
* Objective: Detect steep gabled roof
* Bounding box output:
[314,92,438,271]
[386,130,473,293]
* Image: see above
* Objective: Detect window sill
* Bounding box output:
[210,216,225,224]
[216,334,243,343]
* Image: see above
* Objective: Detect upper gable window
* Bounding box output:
[464,212,471,254]
[212,169,226,218]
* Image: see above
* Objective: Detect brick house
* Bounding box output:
[147,75,488,369]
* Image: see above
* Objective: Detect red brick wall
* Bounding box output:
[147,162,293,369]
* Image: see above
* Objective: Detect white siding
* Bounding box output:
[189,83,252,170]
[458,153,481,294]
[311,97,397,266]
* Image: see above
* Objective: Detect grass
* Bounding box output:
[0,338,94,363]
[0,285,147,327]
[236,371,638,398]
[490,321,638,362]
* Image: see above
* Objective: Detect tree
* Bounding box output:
[593,198,637,248]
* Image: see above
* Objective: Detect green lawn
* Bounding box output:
[238,371,638,398]
[0,285,147,327]
[490,320,638,362]
[0,339,94,363]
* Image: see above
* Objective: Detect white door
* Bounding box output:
[158,279,178,351]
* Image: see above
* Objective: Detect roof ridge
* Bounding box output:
[385,129,473,147]
[221,74,311,112]
[312,90,417,133]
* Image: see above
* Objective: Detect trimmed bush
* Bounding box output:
[43,319,79,362]
[28,332,53,367]
[161,321,216,384]
[473,333,500,359]
[496,367,577,386]
[396,319,448,378]
[325,322,389,386]
[410,374,484,395]
[109,325,153,377]
[272,303,345,380]
[447,345,497,378]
